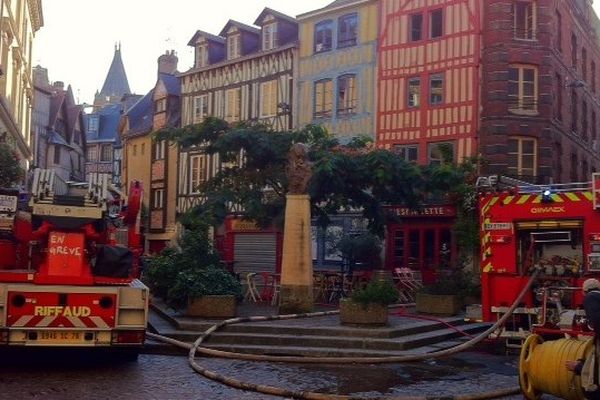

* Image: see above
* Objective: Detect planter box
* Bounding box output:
[339,299,388,326]
[415,293,462,316]
[186,295,237,318]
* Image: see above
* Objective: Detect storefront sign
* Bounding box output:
[484,223,512,231]
[389,206,456,217]
[231,219,260,232]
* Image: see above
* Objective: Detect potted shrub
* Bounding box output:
[415,268,476,316]
[145,220,243,317]
[336,232,383,273]
[339,280,399,326]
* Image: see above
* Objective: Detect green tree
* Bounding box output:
[156,118,479,242]
[0,144,24,188]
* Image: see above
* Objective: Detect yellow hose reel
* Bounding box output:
[520,334,594,400]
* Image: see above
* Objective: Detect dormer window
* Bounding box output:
[227,34,240,60]
[156,98,167,113]
[196,43,208,68]
[87,115,99,134]
[263,22,278,51]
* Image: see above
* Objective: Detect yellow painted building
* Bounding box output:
[296,0,378,141]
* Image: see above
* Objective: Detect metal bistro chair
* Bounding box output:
[393,268,423,303]
[243,272,262,303]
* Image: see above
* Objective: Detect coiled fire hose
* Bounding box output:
[147,269,540,399]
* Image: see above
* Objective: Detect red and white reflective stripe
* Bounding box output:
[9,315,111,329]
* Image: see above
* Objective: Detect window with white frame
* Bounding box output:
[393,145,419,162]
[262,22,278,51]
[407,77,421,108]
[260,80,278,118]
[513,1,536,40]
[507,137,537,177]
[189,155,206,194]
[508,65,538,111]
[154,140,166,160]
[338,13,358,48]
[314,79,333,118]
[196,44,209,68]
[337,74,357,115]
[227,34,240,60]
[314,20,333,53]
[428,142,455,165]
[224,88,241,122]
[156,98,167,113]
[429,74,444,105]
[152,189,164,210]
[193,94,209,123]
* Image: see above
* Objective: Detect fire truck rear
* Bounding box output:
[0,169,148,354]
[478,174,600,344]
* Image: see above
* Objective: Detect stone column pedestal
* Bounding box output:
[278,194,314,314]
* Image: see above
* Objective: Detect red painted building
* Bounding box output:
[377,0,480,279]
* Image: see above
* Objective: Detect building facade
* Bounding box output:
[121,51,180,253]
[296,0,378,141]
[480,0,600,184]
[0,0,43,168]
[177,8,299,275]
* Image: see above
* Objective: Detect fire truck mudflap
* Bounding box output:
[0,280,148,347]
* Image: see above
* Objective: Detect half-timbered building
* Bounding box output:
[177,8,298,275]
[377,0,481,281]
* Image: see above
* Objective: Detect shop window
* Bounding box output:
[338,13,358,48]
[508,65,538,112]
[337,74,357,115]
[410,13,423,42]
[260,80,278,118]
[193,95,209,123]
[507,137,537,178]
[429,9,443,39]
[429,74,444,105]
[314,20,333,53]
[407,77,421,108]
[428,142,454,165]
[314,79,333,118]
[393,230,404,267]
[393,145,418,162]
[513,1,536,40]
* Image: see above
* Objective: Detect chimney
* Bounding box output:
[158,50,178,76]
[53,81,65,90]
[33,65,49,87]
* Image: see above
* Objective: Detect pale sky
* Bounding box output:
[34,0,330,105]
[34,1,600,106]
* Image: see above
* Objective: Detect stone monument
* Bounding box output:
[278,143,314,314]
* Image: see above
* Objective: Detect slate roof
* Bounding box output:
[99,46,131,99]
[85,104,122,143]
[159,73,180,96]
[187,30,226,46]
[254,7,297,26]
[219,19,261,37]
[123,91,154,137]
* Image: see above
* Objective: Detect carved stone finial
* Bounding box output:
[287,143,313,195]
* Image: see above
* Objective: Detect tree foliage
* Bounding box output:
[0,144,24,188]
[155,118,479,240]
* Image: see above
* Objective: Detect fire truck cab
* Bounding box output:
[0,169,148,354]
[478,173,600,342]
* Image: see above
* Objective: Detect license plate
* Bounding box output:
[0,195,17,212]
[32,331,85,344]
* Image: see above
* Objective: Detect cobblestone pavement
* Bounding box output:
[0,349,559,400]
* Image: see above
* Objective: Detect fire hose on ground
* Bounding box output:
[147,270,541,400]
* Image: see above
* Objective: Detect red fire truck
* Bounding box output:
[478,174,600,342]
[0,169,147,356]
